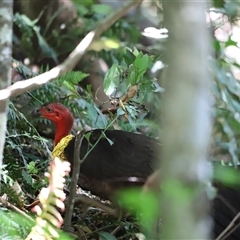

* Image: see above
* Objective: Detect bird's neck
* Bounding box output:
[54,116,73,146]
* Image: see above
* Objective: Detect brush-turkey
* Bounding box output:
[32,102,240,238]
[31,102,159,199]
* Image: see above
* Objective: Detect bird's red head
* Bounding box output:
[32,103,74,146]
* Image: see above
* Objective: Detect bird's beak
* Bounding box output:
[31,108,42,118]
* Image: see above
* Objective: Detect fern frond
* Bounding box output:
[56,71,89,85]
[8,101,51,157]
[26,157,71,240]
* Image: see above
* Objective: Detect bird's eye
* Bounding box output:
[46,106,52,113]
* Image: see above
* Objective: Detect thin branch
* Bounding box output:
[101,107,118,115]
[0,196,35,222]
[111,224,124,235]
[220,222,240,240]
[216,194,238,215]
[64,114,121,229]
[215,211,240,240]
[79,221,119,238]
[0,0,142,101]
[63,130,85,231]
[74,194,118,217]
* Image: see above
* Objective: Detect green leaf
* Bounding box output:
[27,161,38,174]
[75,4,89,15]
[212,0,225,8]
[132,47,140,57]
[127,64,137,85]
[99,231,118,240]
[58,71,89,85]
[70,73,89,85]
[117,108,125,116]
[214,165,240,187]
[72,0,94,6]
[57,71,89,96]
[94,106,108,127]
[20,14,36,27]
[34,27,58,63]
[118,189,158,231]
[91,4,113,15]
[134,53,151,81]
[14,13,34,35]
[103,63,121,96]
[213,39,221,52]
[22,170,33,185]
[86,84,92,94]
[152,81,165,93]
[101,132,114,146]
[57,231,74,240]
[84,132,92,143]
[63,80,79,96]
[125,105,138,119]
[0,210,34,238]
[225,37,238,48]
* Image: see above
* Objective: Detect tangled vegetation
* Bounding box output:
[1,0,240,239]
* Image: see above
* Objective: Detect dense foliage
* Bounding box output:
[1,0,240,239]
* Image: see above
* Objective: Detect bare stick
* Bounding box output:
[0,0,142,100]
[63,131,85,231]
[215,211,240,240]
[74,194,118,218]
[220,222,240,240]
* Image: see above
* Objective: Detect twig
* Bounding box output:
[111,224,124,235]
[101,107,118,114]
[216,211,240,240]
[79,222,119,238]
[25,199,40,210]
[63,130,85,231]
[216,194,238,215]
[74,194,118,218]
[64,115,122,229]
[0,0,142,101]
[0,196,35,222]
[80,114,119,163]
[220,222,240,240]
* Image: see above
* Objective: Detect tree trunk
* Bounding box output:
[160,2,212,239]
[0,0,13,168]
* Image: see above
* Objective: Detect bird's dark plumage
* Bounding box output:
[32,102,240,237]
[64,129,159,198]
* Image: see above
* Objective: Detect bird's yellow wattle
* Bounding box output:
[52,134,74,161]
